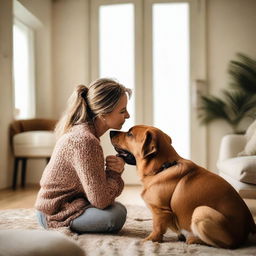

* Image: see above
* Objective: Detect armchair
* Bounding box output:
[9,118,57,189]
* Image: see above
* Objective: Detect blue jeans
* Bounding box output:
[36,202,127,234]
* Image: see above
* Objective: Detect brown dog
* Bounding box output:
[110,125,256,249]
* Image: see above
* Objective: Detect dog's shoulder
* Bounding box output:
[176,158,201,176]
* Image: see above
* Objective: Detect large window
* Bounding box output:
[13,19,35,119]
[152,3,190,157]
[91,0,206,183]
[99,3,135,131]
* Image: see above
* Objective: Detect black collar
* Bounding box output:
[146,160,178,176]
[155,161,178,174]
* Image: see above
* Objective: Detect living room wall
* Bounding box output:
[0,0,256,189]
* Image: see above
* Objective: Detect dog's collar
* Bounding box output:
[156,161,178,174]
[146,160,178,176]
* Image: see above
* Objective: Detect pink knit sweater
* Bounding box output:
[35,123,124,228]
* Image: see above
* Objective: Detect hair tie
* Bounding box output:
[81,87,88,99]
[79,86,95,119]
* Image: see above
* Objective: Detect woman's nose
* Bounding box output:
[125,111,130,119]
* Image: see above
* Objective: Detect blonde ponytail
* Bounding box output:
[55,85,90,138]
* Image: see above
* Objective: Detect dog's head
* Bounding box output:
[110,125,179,177]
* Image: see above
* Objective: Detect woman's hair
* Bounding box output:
[55,78,132,138]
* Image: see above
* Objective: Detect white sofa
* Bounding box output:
[217,134,256,199]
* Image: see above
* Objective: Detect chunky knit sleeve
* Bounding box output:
[71,135,124,209]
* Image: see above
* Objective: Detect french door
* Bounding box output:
[90,0,207,184]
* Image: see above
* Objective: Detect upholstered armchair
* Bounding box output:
[9,118,57,189]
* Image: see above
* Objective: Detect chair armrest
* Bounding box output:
[218,134,246,162]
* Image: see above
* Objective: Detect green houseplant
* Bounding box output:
[198,53,256,134]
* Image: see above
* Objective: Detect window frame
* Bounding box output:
[13,17,36,119]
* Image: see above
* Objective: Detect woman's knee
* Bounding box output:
[114,202,127,214]
[107,202,127,232]
[70,202,127,233]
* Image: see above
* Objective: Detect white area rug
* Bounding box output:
[0,205,256,256]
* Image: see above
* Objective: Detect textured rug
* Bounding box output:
[0,205,256,256]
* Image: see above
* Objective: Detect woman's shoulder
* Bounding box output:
[59,123,99,147]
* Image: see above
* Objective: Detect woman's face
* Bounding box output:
[104,94,130,130]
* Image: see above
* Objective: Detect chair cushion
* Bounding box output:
[0,229,84,256]
[13,131,56,157]
[217,156,256,185]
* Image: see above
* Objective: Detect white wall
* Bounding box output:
[207,0,256,172]
[52,0,90,118]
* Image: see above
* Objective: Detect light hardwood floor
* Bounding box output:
[0,185,255,217]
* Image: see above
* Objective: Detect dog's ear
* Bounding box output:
[167,134,172,144]
[141,130,157,158]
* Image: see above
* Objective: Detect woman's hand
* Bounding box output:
[105,155,125,174]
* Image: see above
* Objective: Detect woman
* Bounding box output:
[35,78,131,234]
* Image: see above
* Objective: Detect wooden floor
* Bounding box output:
[0,185,40,210]
[0,185,145,210]
[0,185,255,216]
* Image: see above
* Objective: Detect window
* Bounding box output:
[152,3,190,158]
[13,19,35,119]
[99,3,135,131]
[91,0,206,183]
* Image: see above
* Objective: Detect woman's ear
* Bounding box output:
[100,114,106,122]
[141,130,157,158]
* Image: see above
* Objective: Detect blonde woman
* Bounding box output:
[35,78,131,233]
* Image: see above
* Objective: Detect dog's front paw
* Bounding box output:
[143,233,163,243]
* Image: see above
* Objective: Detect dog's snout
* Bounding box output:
[110,130,119,139]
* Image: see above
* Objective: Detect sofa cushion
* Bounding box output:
[238,119,256,156]
[218,134,246,161]
[217,156,256,185]
[241,131,256,156]
[219,172,256,199]
[245,119,256,140]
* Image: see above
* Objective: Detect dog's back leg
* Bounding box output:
[190,206,237,248]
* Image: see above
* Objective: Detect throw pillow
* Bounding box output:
[238,119,256,156]
[245,119,256,140]
[217,156,256,185]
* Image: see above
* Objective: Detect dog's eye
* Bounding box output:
[127,131,133,137]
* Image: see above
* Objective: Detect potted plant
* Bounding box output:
[198,53,256,134]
